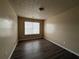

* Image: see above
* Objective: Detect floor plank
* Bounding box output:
[11,39,79,59]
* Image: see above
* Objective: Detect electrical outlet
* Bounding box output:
[63,41,66,44]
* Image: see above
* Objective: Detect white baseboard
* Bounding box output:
[46,39,79,57]
[8,42,17,59]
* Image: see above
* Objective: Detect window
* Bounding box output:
[24,22,40,35]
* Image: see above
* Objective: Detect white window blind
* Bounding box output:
[24,22,40,35]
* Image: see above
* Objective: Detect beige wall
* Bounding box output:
[0,0,17,59]
[18,16,44,41]
[45,5,79,55]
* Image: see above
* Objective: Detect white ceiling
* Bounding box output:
[9,0,79,19]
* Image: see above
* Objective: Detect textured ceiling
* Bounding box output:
[9,0,79,19]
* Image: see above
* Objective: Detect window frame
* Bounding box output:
[24,21,40,35]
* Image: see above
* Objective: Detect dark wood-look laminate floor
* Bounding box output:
[11,39,79,59]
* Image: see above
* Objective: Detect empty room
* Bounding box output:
[0,0,79,59]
